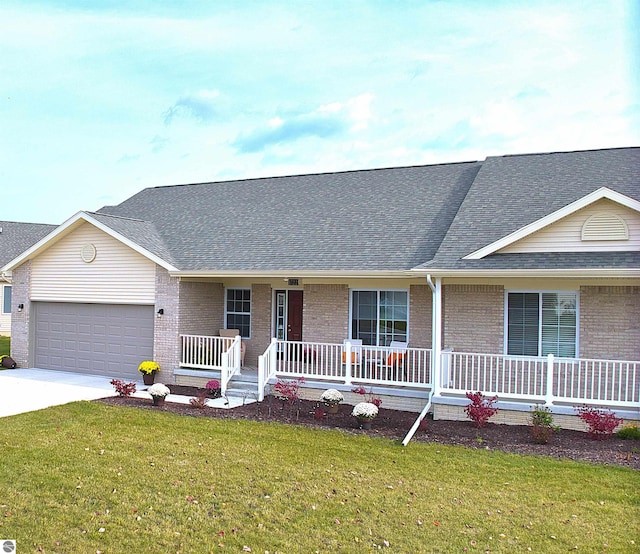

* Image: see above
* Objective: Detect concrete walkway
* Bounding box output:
[0,368,251,418]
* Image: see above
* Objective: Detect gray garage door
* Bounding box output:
[33,302,154,380]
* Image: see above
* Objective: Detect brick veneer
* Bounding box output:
[579,285,640,360]
[302,284,349,343]
[443,284,504,353]
[409,284,432,347]
[178,281,224,335]
[246,283,272,366]
[153,267,181,372]
[9,261,30,367]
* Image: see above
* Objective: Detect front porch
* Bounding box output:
[175,335,640,424]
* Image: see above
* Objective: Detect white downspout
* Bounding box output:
[402,274,442,446]
[427,274,442,396]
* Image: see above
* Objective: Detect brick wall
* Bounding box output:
[580,286,640,360]
[302,284,349,343]
[409,284,432,347]
[178,281,224,335]
[9,262,30,367]
[443,284,504,353]
[154,267,181,372]
[246,283,272,366]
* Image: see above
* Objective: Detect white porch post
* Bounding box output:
[545,353,555,405]
[344,341,353,385]
[269,337,278,374]
[427,275,442,395]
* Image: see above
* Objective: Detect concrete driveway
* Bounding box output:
[0,368,248,417]
[0,368,122,417]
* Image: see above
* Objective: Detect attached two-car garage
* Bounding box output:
[33,302,154,381]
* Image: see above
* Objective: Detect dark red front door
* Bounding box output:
[287,290,303,341]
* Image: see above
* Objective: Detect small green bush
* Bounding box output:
[615,423,640,440]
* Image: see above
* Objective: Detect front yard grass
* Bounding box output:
[0,336,9,356]
[0,402,637,553]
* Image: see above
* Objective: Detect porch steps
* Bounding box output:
[225,371,261,403]
[185,369,260,404]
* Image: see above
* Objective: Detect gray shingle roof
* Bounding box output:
[428,147,640,271]
[0,221,57,268]
[88,212,178,268]
[93,147,639,274]
[98,162,481,271]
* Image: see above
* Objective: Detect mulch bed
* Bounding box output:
[98,385,640,470]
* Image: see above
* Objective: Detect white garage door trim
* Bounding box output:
[33,302,154,380]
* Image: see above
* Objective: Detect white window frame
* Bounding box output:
[224,288,251,339]
[2,285,11,315]
[504,290,579,358]
[349,288,409,346]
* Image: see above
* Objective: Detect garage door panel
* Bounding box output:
[34,302,154,380]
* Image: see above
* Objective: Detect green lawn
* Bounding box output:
[0,336,9,356]
[0,403,637,553]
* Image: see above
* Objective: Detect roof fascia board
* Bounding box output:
[2,212,179,273]
[173,270,417,279]
[411,268,640,278]
[464,187,640,260]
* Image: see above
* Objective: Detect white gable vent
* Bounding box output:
[581,213,629,241]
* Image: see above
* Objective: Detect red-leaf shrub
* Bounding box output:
[576,405,622,440]
[110,379,136,398]
[464,391,498,428]
[273,377,305,403]
[351,385,382,407]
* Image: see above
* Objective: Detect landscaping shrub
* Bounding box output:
[110,379,136,398]
[576,405,622,440]
[273,377,305,404]
[615,423,640,440]
[530,405,559,444]
[189,393,209,409]
[464,391,498,428]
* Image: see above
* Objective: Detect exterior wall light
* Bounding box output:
[156,308,164,317]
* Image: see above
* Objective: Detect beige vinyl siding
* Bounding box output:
[31,223,156,303]
[500,199,640,253]
[0,284,10,335]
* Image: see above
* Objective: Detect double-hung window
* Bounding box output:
[225,288,251,338]
[351,290,408,346]
[506,291,577,357]
[2,286,11,314]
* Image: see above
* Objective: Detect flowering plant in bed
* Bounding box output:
[138,360,160,375]
[148,383,170,398]
[352,402,379,420]
[320,388,343,411]
[206,379,221,398]
[138,360,161,385]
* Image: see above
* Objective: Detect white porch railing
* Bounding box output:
[441,351,640,407]
[266,340,432,387]
[180,334,242,396]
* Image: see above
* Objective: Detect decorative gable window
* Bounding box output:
[225,288,251,338]
[581,212,629,241]
[506,292,577,358]
[351,290,408,346]
[2,286,11,314]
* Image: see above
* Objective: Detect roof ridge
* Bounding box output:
[489,145,640,160]
[90,211,149,223]
[143,159,483,192]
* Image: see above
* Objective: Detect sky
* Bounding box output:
[1,0,639,224]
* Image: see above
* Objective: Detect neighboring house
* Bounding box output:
[3,147,639,427]
[0,221,56,336]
